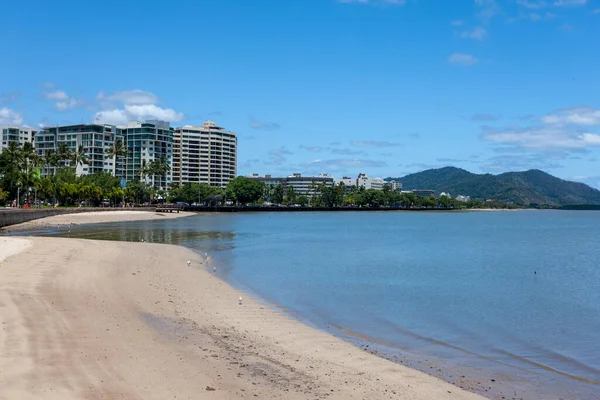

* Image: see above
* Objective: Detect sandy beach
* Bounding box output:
[0,231,485,400]
[2,210,195,232]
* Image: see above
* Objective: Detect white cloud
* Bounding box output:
[301,158,387,172]
[475,0,501,21]
[460,26,487,40]
[451,20,464,26]
[96,89,158,105]
[350,140,402,147]
[92,89,183,125]
[517,0,548,8]
[93,105,183,125]
[448,53,479,66]
[338,0,406,4]
[125,104,183,122]
[482,126,600,149]
[0,107,23,125]
[554,0,587,6]
[43,89,83,111]
[249,117,281,131]
[93,109,129,125]
[541,107,600,126]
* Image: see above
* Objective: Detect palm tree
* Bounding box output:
[71,145,90,169]
[105,139,127,177]
[57,143,73,168]
[138,159,150,184]
[148,156,170,189]
[20,142,38,174]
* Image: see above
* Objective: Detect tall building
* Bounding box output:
[172,121,237,188]
[117,120,173,190]
[35,124,117,176]
[0,126,35,153]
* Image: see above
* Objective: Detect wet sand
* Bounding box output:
[0,236,484,399]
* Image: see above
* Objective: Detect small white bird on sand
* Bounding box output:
[204,252,208,257]
[141,239,144,242]
[238,296,243,305]
[187,260,191,266]
[213,266,216,272]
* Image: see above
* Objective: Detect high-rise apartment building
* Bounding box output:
[118,120,173,190]
[172,121,237,188]
[0,126,35,153]
[35,124,117,176]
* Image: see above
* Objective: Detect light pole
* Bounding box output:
[17,181,22,208]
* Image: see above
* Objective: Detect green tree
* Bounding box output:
[271,184,284,204]
[285,186,297,205]
[296,195,308,207]
[105,138,128,177]
[226,177,265,205]
[71,145,90,168]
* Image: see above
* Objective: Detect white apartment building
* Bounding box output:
[172,121,237,188]
[248,173,334,197]
[35,124,118,176]
[0,126,35,153]
[118,120,173,190]
[356,173,385,190]
[386,180,402,191]
[286,173,334,197]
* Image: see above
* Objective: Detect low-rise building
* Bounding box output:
[357,173,385,190]
[248,173,334,197]
[384,180,402,192]
[456,195,471,202]
[0,126,35,153]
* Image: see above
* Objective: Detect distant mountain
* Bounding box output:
[386,167,600,206]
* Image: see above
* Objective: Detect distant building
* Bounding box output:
[384,180,402,192]
[406,189,435,198]
[248,173,334,197]
[356,173,385,190]
[440,192,451,198]
[0,126,35,153]
[286,173,334,197]
[172,121,237,188]
[335,176,355,188]
[455,195,471,202]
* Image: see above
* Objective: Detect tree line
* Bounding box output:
[0,140,168,207]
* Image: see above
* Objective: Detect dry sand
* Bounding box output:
[0,236,485,400]
[2,210,194,231]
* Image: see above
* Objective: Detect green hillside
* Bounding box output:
[387,167,600,206]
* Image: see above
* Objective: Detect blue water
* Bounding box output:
[12,210,600,399]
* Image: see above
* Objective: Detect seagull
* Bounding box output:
[187,260,191,266]
[213,266,216,272]
[204,252,208,257]
[238,296,243,305]
[141,239,144,242]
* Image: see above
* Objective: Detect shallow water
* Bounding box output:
[11,210,600,399]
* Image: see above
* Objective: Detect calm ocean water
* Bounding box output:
[12,211,600,399]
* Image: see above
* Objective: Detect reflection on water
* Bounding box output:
[9,211,600,400]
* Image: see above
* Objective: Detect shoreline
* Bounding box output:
[0,235,484,399]
[1,210,195,232]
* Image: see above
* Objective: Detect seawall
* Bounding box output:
[0,208,155,229]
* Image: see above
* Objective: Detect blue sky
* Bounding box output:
[1,0,599,187]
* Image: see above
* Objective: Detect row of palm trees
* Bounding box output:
[5,138,169,187]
